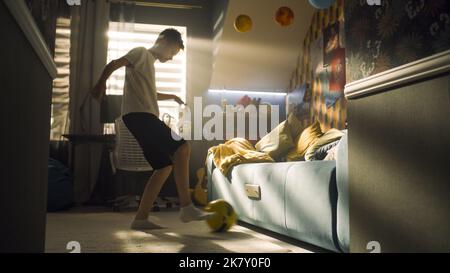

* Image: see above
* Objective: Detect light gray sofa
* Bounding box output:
[207,133,349,252]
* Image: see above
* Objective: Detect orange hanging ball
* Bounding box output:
[234,14,253,33]
[275,6,294,27]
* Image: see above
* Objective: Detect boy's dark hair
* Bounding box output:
[158,28,185,50]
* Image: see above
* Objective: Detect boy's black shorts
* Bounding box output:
[122,112,186,170]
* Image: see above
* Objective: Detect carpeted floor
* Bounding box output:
[45,206,320,253]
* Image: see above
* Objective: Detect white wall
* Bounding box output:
[210,0,315,92]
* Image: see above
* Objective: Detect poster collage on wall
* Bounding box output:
[288,0,449,131]
[287,0,347,131]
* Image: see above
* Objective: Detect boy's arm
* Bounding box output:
[90,57,131,102]
[157,92,185,105]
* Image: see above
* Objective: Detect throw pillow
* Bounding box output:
[311,140,340,161]
[324,145,338,161]
[287,113,304,140]
[304,128,344,161]
[255,121,295,161]
[286,120,323,161]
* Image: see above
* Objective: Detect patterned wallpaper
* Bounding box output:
[287,0,347,131]
[345,0,450,83]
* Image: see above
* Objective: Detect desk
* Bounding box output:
[62,134,115,173]
[62,134,117,205]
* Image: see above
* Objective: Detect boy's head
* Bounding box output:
[154,28,184,63]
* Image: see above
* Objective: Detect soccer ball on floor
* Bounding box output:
[204,199,237,232]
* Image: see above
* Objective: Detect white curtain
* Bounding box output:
[106,2,136,96]
[68,0,110,203]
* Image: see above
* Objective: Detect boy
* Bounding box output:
[91,29,210,229]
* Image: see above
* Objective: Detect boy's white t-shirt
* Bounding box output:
[121,47,159,117]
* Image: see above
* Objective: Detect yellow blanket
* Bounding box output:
[207,138,274,176]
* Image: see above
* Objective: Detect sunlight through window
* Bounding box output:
[106,22,187,126]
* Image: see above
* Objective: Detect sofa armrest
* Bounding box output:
[206,153,215,201]
[336,132,349,252]
[206,153,215,176]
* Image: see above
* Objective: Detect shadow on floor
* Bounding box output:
[140,229,258,253]
[238,221,331,253]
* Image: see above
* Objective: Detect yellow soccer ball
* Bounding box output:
[204,199,237,232]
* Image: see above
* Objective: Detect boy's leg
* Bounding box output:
[172,142,212,222]
[134,165,172,221]
[172,142,191,207]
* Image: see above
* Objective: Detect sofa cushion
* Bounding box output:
[247,162,292,230]
[284,161,339,252]
[210,167,254,223]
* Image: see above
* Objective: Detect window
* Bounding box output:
[50,17,71,140]
[106,22,187,130]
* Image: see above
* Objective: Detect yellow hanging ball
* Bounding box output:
[234,14,253,33]
[204,199,237,232]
